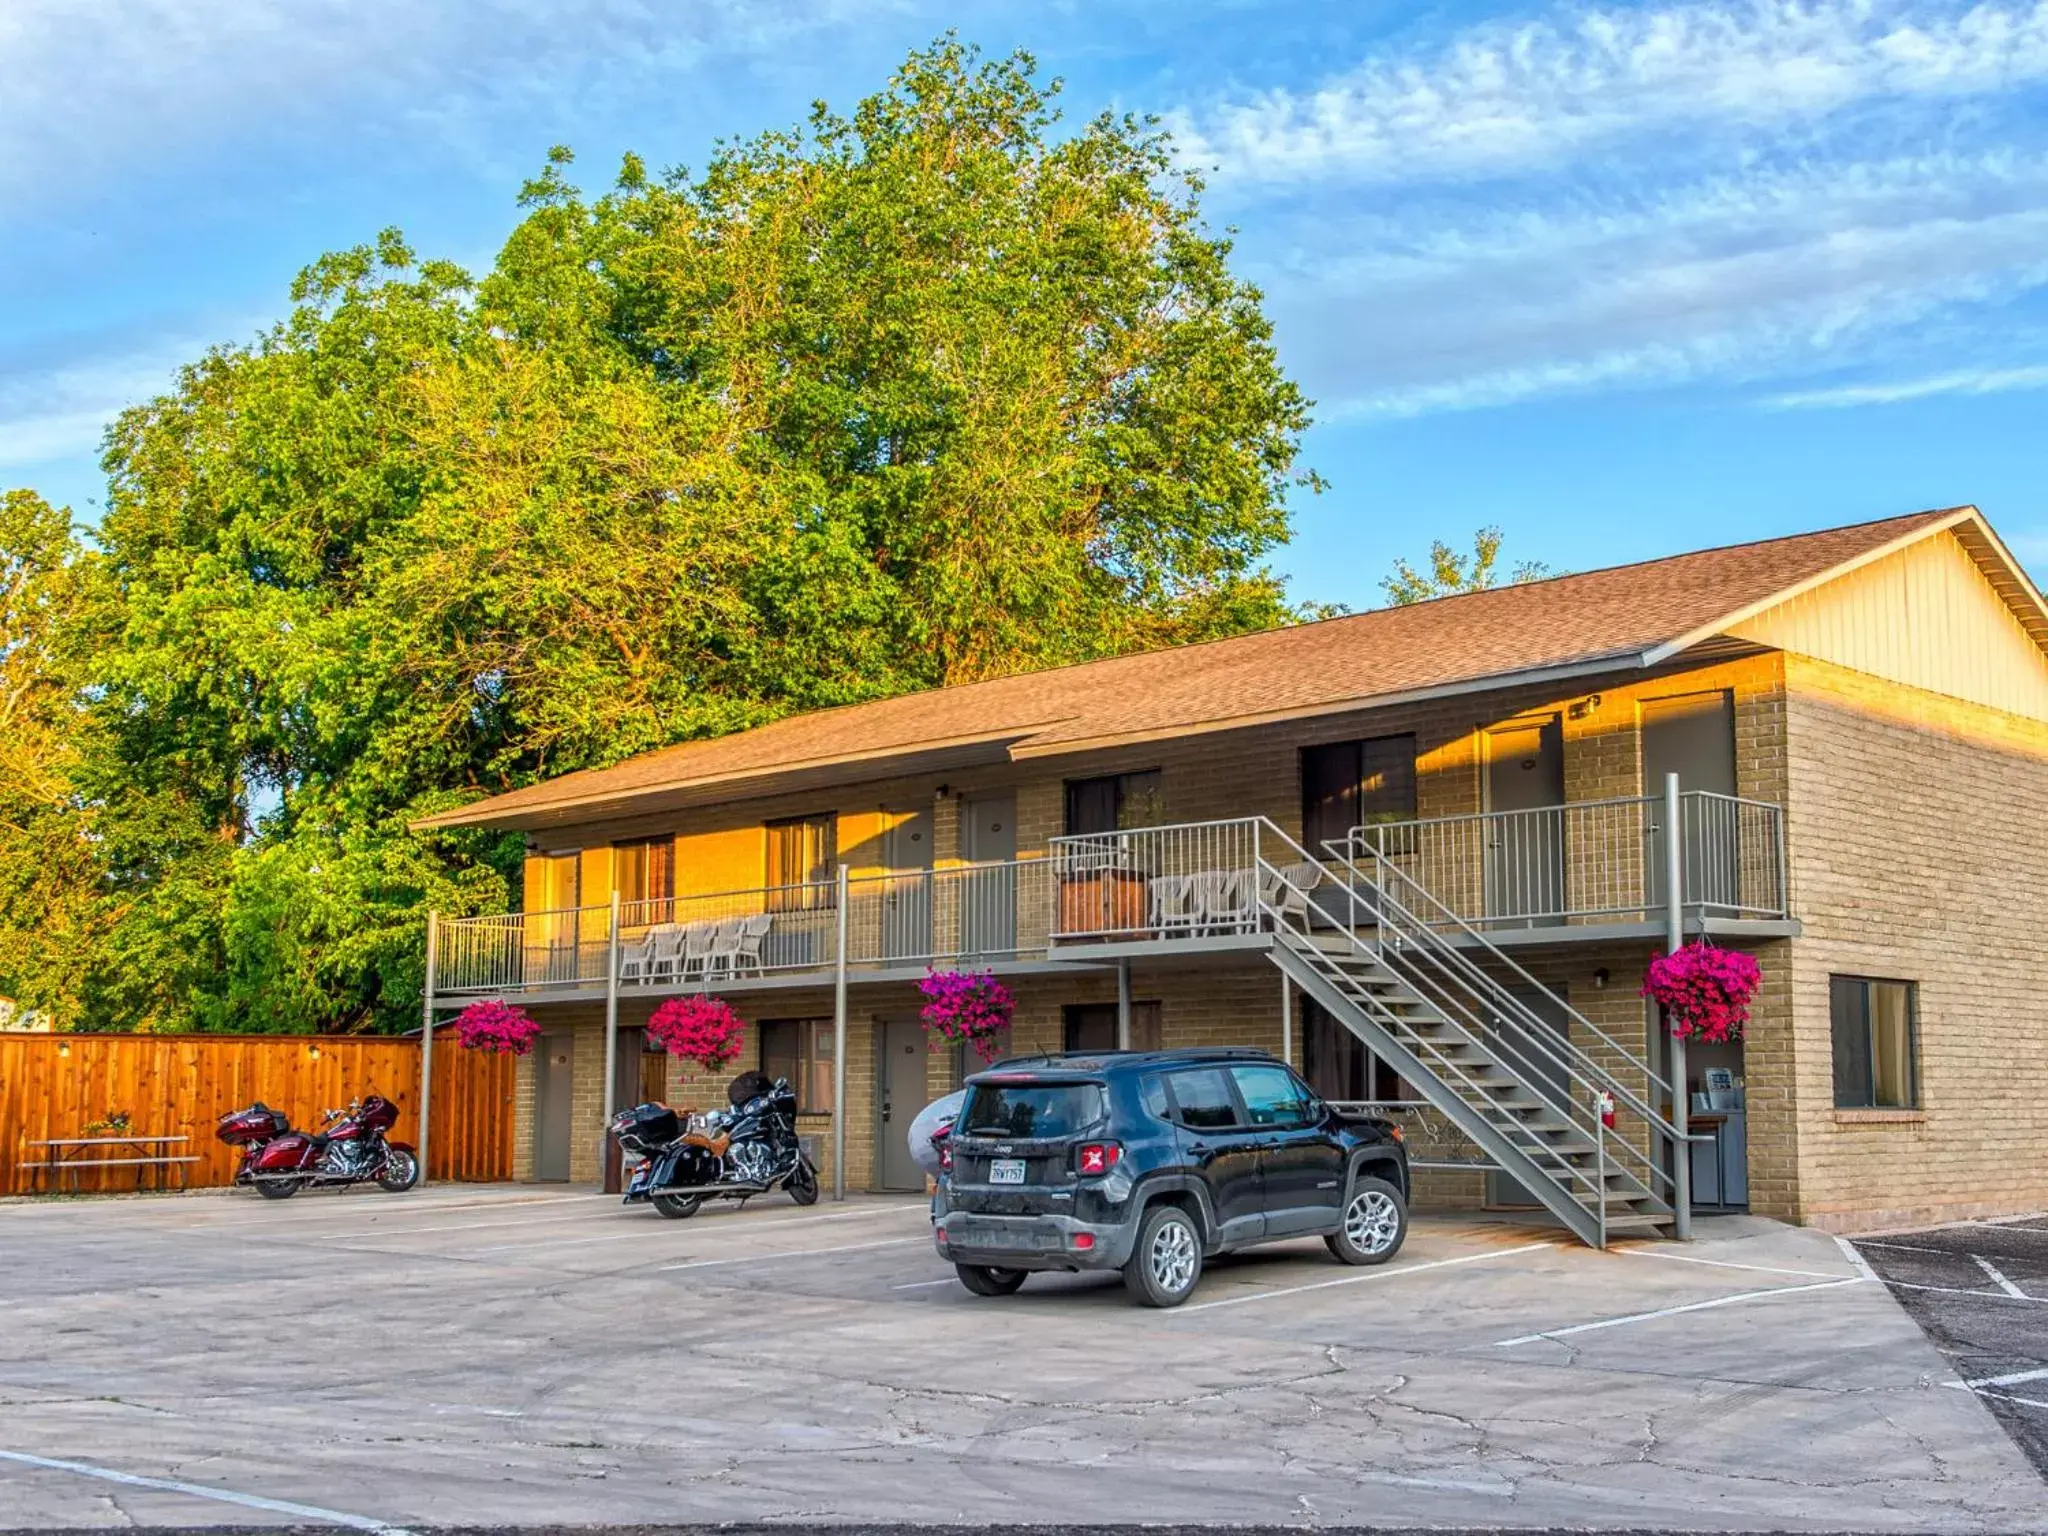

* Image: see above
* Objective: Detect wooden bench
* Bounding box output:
[22,1136,199,1194]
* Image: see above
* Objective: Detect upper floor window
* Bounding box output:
[1063,770,1163,836]
[1302,735,1417,851]
[766,814,836,910]
[1831,976,1919,1109]
[612,837,674,911]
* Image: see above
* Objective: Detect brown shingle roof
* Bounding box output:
[417,506,1977,830]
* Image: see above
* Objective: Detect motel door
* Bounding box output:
[876,1019,928,1191]
[1642,691,1739,912]
[533,1033,574,1182]
[1483,717,1565,926]
[961,794,1018,957]
[881,807,934,962]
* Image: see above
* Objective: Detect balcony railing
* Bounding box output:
[1350,790,1788,932]
[430,793,1791,994]
[430,858,1055,996]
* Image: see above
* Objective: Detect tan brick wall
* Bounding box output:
[1781,654,2048,1231]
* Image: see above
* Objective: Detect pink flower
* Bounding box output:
[452,1000,542,1056]
[648,996,747,1071]
[918,969,1015,1062]
[1642,943,1762,1044]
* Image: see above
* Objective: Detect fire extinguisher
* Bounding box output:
[1597,1089,1617,1130]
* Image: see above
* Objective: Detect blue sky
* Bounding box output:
[4,0,2046,607]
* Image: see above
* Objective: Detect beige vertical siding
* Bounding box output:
[1731,531,2048,721]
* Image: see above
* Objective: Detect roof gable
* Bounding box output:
[1727,522,2048,721]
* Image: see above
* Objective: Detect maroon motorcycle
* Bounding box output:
[217,1096,419,1199]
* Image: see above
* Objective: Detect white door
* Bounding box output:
[876,1020,928,1191]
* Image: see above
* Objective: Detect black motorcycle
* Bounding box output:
[614,1070,820,1218]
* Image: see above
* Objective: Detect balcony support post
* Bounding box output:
[419,910,437,1189]
[833,863,849,1202]
[1116,959,1132,1049]
[1664,771,1692,1241]
[1280,973,1293,1070]
[602,892,621,1190]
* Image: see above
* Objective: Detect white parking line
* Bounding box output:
[1974,1255,2028,1298]
[1979,1391,2048,1410]
[1495,1276,1864,1347]
[891,1277,957,1290]
[1960,1365,2048,1389]
[1620,1247,1850,1281]
[1180,1242,1552,1314]
[1883,1279,2047,1302]
[0,1448,412,1534]
[659,1236,927,1272]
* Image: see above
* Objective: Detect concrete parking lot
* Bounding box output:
[0,1185,2042,1533]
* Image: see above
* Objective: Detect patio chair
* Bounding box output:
[617,930,659,984]
[703,918,745,980]
[1148,874,1198,936]
[730,913,771,977]
[678,922,717,982]
[1261,860,1325,929]
[645,924,685,985]
[1188,869,1256,934]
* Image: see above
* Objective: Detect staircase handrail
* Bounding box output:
[1258,873,1610,1208]
[1246,819,1643,1209]
[1319,824,1684,1188]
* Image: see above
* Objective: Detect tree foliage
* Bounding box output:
[0,41,1321,1034]
[1380,526,1551,606]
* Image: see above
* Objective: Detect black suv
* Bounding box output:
[934,1047,1409,1307]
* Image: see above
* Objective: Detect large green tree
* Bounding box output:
[5,40,1321,1034]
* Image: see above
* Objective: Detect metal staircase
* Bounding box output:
[1250,819,1684,1247]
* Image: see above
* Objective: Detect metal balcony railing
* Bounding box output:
[1350,791,1788,932]
[430,859,1055,996]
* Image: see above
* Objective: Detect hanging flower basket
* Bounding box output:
[647,996,747,1072]
[918,969,1015,1063]
[451,1000,541,1056]
[1642,943,1762,1044]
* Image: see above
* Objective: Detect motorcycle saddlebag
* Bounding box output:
[616,1102,680,1156]
[251,1133,315,1171]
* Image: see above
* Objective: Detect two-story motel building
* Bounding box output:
[416,507,2048,1239]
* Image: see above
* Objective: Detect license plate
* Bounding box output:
[989,1158,1027,1185]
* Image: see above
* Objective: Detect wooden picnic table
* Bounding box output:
[22,1135,200,1194]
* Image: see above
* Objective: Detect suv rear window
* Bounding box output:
[1164,1067,1242,1130]
[961,1081,1106,1139]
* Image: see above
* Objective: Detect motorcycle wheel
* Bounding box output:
[255,1178,303,1200]
[786,1161,819,1206]
[377,1149,420,1193]
[652,1193,703,1219]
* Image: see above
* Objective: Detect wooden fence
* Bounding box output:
[0,1030,515,1195]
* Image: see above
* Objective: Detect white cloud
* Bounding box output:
[0,344,199,471]
[1764,362,2048,406]
[1263,150,2048,416]
[0,0,901,201]
[1180,0,2048,186]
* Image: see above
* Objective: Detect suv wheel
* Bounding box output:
[955,1264,1027,1297]
[1124,1204,1203,1307]
[1327,1175,1407,1265]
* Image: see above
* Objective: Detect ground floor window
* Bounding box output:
[1302,997,1412,1101]
[1063,1000,1161,1052]
[760,1018,836,1113]
[1831,976,1918,1109]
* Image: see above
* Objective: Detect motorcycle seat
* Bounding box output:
[307,1134,331,1153]
[681,1130,730,1156]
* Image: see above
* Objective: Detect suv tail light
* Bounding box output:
[1076,1142,1121,1176]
